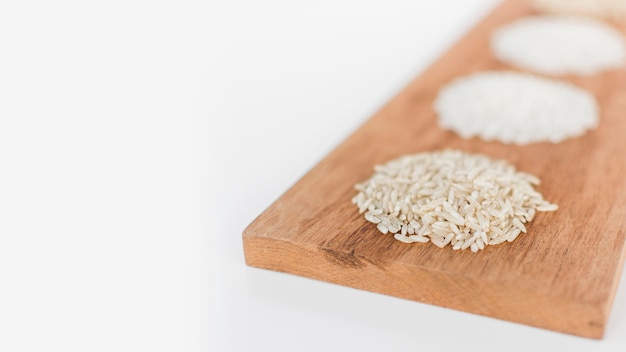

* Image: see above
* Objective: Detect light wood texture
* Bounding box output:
[242,0,626,339]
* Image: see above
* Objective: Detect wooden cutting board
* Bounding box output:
[243,0,626,339]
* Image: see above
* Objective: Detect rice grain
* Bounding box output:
[352,150,557,252]
[434,71,599,145]
[492,16,625,75]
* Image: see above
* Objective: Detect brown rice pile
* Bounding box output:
[352,150,558,252]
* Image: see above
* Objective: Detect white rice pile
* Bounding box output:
[434,71,598,144]
[534,0,626,22]
[492,16,626,75]
[352,150,558,252]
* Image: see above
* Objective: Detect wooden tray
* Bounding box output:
[242,0,626,338]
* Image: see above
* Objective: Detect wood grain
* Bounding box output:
[242,0,626,338]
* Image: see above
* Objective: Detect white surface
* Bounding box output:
[0,1,625,351]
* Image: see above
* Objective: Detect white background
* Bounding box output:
[1,0,625,351]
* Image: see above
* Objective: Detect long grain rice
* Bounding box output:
[352,150,558,252]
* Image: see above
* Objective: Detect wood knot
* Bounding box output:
[322,248,364,269]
